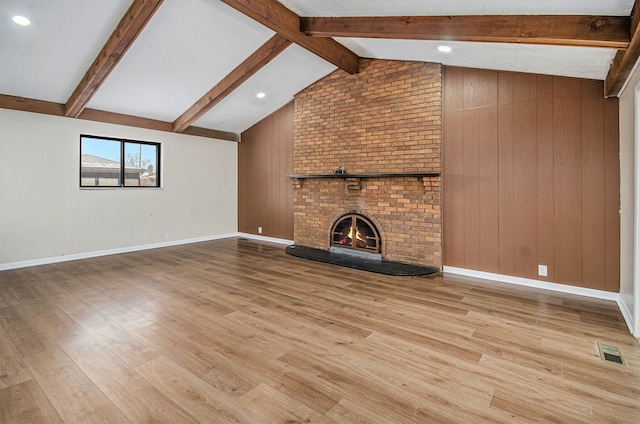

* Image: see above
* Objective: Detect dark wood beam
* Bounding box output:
[181,126,240,142]
[64,0,164,118]
[301,15,629,48]
[606,1,640,97]
[173,34,291,133]
[219,0,359,74]
[1,94,239,142]
[0,94,65,116]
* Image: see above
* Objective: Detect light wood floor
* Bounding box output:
[1,238,639,423]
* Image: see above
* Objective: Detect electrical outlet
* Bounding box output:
[538,265,548,277]
[166,232,172,239]
[258,227,263,234]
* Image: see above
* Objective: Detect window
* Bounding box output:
[80,135,160,188]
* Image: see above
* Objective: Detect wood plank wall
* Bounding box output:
[238,101,294,240]
[442,67,620,291]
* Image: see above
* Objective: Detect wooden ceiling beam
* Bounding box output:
[0,94,65,116]
[64,0,164,118]
[605,1,640,97]
[219,0,359,74]
[173,34,291,133]
[1,94,239,142]
[301,15,629,48]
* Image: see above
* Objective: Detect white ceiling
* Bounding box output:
[0,0,636,135]
[0,0,132,103]
[88,0,275,123]
[337,38,616,81]
[195,44,336,131]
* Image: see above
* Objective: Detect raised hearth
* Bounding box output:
[286,245,439,277]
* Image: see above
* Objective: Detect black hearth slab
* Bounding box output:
[287,172,440,179]
[285,245,440,277]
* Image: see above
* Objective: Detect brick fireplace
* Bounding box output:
[291,59,442,269]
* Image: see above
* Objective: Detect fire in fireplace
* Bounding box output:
[331,214,380,253]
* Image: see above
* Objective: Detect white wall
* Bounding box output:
[618,66,640,337]
[0,109,238,267]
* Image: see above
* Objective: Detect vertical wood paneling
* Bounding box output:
[581,91,606,290]
[443,67,465,112]
[513,73,537,103]
[443,110,465,267]
[238,102,294,239]
[553,77,582,98]
[443,67,620,291]
[498,103,515,275]
[582,79,602,94]
[478,106,499,273]
[258,115,273,232]
[463,109,481,269]
[271,110,282,234]
[536,76,555,281]
[604,99,621,292]
[464,68,498,109]
[498,73,513,105]
[238,134,248,232]
[536,75,553,99]
[283,104,295,237]
[497,72,515,274]
[255,117,271,233]
[513,100,538,279]
[553,91,583,286]
[272,110,285,235]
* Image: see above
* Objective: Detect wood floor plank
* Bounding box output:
[23,347,131,423]
[480,353,640,421]
[60,336,200,424]
[239,383,336,424]
[0,237,638,423]
[135,356,266,424]
[326,396,409,424]
[490,389,592,424]
[323,307,484,364]
[27,279,93,317]
[0,291,19,309]
[68,308,159,368]
[0,306,58,358]
[133,322,258,396]
[0,354,32,390]
[0,380,64,424]
[150,308,291,388]
[155,304,290,359]
[265,369,342,415]
[343,333,495,408]
[0,322,20,359]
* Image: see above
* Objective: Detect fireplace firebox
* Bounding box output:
[331,214,380,253]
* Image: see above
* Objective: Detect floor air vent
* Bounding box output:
[597,342,626,365]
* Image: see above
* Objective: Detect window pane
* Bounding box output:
[124,142,158,187]
[80,137,121,187]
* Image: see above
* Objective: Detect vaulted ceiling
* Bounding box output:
[1,0,638,141]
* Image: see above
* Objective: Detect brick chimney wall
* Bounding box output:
[292,59,442,268]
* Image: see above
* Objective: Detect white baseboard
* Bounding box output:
[443,266,619,300]
[616,297,636,337]
[237,232,293,246]
[443,266,635,336]
[0,232,240,271]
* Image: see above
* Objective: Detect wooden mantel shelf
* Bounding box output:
[287,172,440,179]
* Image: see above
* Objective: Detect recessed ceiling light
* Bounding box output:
[256,92,266,99]
[12,15,31,26]
[438,45,452,53]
